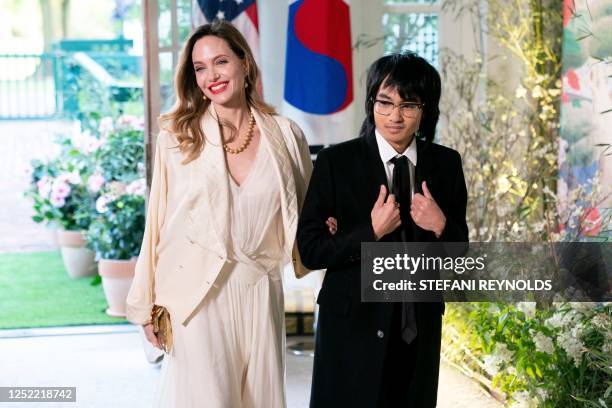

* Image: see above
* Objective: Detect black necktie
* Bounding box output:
[389,156,412,240]
[389,155,417,344]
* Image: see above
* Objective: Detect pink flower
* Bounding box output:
[580,208,602,237]
[87,173,106,193]
[98,117,114,136]
[107,181,127,195]
[50,194,66,208]
[117,115,145,131]
[126,178,146,196]
[37,176,52,198]
[566,70,580,91]
[86,138,105,153]
[51,180,71,199]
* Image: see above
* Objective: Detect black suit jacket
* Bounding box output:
[297,131,468,408]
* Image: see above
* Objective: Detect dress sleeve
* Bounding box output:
[126,133,168,325]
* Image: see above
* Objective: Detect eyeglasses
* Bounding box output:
[373,99,425,118]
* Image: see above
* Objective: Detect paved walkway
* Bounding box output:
[0,120,71,253]
[0,325,502,408]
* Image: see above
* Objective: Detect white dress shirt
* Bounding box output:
[375,128,417,199]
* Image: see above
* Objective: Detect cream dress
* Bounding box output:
[154,136,287,408]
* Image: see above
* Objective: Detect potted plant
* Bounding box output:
[26,151,100,278]
[85,116,146,317]
[86,182,146,317]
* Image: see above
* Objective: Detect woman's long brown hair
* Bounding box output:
[159,21,275,164]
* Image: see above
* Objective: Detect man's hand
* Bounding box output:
[411,181,446,237]
[371,185,401,240]
[326,217,338,235]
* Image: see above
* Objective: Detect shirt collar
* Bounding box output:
[375,128,418,167]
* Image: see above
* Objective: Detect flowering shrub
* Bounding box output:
[84,115,146,260]
[25,125,104,230]
[85,186,146,260]
[25,114,145,240]
[96,115,145,183]
[437,1,610,407]
[443,302,611,407]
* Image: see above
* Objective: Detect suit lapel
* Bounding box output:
[362,131,388,198]
[186,105,230,257]
[413,139,436,241]
[253,110,298,259]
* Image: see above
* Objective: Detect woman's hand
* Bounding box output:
[143,323,162,350]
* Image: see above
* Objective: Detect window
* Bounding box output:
[382,0,440,66]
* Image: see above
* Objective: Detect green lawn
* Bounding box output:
[0,251,128,329]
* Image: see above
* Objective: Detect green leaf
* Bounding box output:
[525,366,537,379]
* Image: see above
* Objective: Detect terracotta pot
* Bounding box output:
[57,229,97,278]
[98,258,137,317]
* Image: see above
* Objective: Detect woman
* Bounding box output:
[126,21,312,408]
[297,53,468,407]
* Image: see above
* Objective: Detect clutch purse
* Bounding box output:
[151,305,173,353]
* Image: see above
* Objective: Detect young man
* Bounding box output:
[297,53,468,407]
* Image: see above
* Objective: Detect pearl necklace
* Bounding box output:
[223,111,255,154]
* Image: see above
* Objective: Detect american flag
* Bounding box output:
[192,0,261,68]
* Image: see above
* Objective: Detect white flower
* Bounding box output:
[530,329,554,354]
[569,302,596,313]
[535,388,549,401]
[557,330,585,366]
[495,343,514,364]
[531,85,543,98]
[126,178,146,196]
[496,175,511,195]
[517,302,536,319]
[482,343,514,376]
[87,173,105,193]
[58,170,81,185]
[98,116,114,136]
[95,194,114,213]
[545,310,579,329]
[482,354,500,376]
[510,390,531,408]
[515,85,527,99]
[591,313,610,330]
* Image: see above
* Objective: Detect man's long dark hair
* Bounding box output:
[359,52,441,144]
